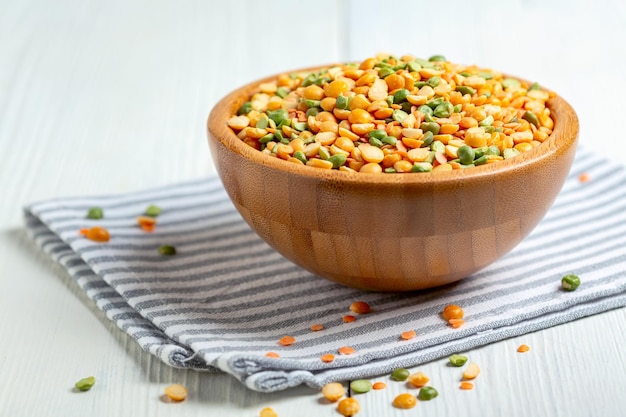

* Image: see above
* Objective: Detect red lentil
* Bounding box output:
[400,330,416,340]
[338,346,356,355]
[277,336,295,346]
[80,226,110,242]
[321,353,335,363]
[517,344,530,353]
[460,381,474,390]
[265,352,280,358]
[310,323,324,331]
[343,315,356,323]
[372,381,387,390]
[137,216,157,232]
[228,54,556,174]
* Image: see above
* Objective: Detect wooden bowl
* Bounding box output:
[207,67,579,292]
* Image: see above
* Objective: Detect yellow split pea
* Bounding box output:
[228,53,556,174]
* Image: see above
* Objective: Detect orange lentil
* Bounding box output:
[343,315,356,323]
[321,353,335,363]
[442,304,464,320]
[338,346,356,355]
[372,381,387,390]
[579,173,590,183]
[310,323,324,332]
[80,226,110,242]
[349,301,372,314]
[517,344,530,353]
[460,381,474,390]
[278,336,295,346]
[400,330,416,340]
[392,393,417,409]
[265,352,280,358]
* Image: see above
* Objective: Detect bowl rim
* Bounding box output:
[208,64,579,186]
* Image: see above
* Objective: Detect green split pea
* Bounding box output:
[350,379,372,394]
[74,376,96,391]
[561,274,581,291]
[86,207,103,220]
[418,386,439,401]
[145,205,162,217]
[158,245,177,256]
[449,354,468,367]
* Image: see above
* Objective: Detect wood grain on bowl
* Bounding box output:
[208,67,578,291]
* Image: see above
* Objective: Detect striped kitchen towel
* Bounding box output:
[24,146,626,392]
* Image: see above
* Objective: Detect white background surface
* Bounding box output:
[1,0,625,416]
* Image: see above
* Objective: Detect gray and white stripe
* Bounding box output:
[24,146,626,392]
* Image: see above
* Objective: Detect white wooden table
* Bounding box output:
[1,1,625,415]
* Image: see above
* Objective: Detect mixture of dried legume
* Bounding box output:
[227,53,555,174]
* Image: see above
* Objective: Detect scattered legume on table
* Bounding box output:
[407,372,430,388]
[343,315,356,323]
[462,362,481,380]
[322,382,346,402]
[74,376,96,391]
[561,274,581,291]
[158,245,177,256]
[372,381,387,390]
[144,204,162,217]
[259,407,278,417]
[349,301,372,314]
[338,346,356,355]
[228,53,555,173]
[321,353,336,363]
[418,386,439,401]
[449,354,469,366]
[460,381,474,390]
[350,379,373,394]
[400,330,416,340]
[86,207,103,219]
[441,304,464,320]
[337,397,360,416]
[392,393,417,409]
[80,226,110,242]
[390,368,410,381]
[310,323,324,331]
[164,383,188,401]
[278,335,296,346]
